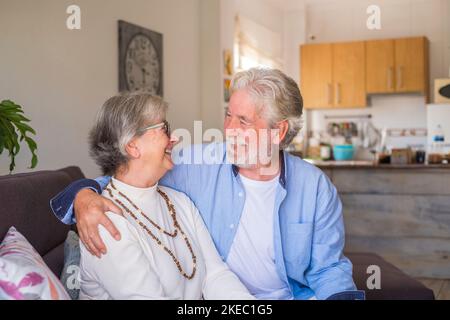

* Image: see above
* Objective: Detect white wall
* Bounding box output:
[298,0,450,140]
[283,8,306,84]
[235,0,284,35]
[220,0,285,67]
[219,0,286,129]
[200,0,222,131]
[0,0,203,177]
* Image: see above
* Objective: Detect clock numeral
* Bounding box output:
[126,61,133,73]
[140,37,148,49]
[128,48,135,59]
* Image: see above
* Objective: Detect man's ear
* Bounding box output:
[272,120,289,145]
[125,138,141,159]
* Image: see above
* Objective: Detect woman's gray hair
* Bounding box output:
[89,92,168,175]
[229,68,303,149]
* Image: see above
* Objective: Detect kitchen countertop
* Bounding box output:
[302,159,450,169]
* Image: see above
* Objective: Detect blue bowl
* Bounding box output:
[333,144,355,161]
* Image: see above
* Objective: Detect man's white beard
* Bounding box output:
[225,136,259,168]
[226,137,258,168]
[225,129,281,176]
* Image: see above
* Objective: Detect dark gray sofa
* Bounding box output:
[0,167,435,299]
[0,166,83,276]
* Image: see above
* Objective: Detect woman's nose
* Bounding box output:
[169,134,180,147]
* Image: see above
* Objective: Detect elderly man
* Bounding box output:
[50,68,363,300]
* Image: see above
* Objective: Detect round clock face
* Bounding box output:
[125,34,161,94]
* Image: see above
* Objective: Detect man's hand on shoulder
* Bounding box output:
[74,189,123,258]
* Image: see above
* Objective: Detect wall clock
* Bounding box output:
[118,20,163,96]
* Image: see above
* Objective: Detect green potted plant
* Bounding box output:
[0,100,38,173]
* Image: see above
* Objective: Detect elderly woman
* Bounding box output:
[78,92,254,300]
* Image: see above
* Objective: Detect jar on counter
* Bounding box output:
[415,150,426,164]
[320,145,331,161]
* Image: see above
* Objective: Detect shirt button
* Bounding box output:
[230,224,235,229]
[238,192,243,197]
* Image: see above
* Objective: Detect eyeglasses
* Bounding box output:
[139,120,171,137]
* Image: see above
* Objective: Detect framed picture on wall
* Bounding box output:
[223,49,233,76]
[224,78,231,103]
[118,20,163,96]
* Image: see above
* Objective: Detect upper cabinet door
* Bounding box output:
[333,41,367,108]
[366,39,395,94]
[395,37,428,95]
[300,43,333,109]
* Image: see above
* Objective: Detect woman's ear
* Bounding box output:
[125,138,141,159]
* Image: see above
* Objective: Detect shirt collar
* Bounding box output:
[232,151,287,189]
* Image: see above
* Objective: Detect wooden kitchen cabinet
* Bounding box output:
[300,41,366,109]
[395,37,429,95]
[366,39,396,93]
[300,43,333,109]
[301,36,429,109]
[366,37,429,97]
[333,41,366,108]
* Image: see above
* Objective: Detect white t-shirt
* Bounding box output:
[226,174,293,300]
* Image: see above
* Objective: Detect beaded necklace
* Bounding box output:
[105,180,197,280]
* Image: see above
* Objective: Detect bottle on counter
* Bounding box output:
[429,125,445,164]
[320,144,332,161]
[307,135,321,159]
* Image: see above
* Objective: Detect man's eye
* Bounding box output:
[226,113,232,118]
[240,119,251,126]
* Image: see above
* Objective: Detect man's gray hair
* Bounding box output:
[89,92,168,175]
[229,68,303,149]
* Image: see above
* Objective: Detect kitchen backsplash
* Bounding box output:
[301,94,431,160]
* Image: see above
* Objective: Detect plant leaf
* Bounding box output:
[0,124,4,154]
[14,122,36,135]
[24,136,37,152]
[5,113,30,123]
[30,154,38,169]
[0,101,38,172]
[0,119,19,153]
[0,100,17,108]
[0,105,23,114]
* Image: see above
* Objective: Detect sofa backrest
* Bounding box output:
[0,166,84,276]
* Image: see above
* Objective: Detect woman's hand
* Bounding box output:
[74,189,123,258]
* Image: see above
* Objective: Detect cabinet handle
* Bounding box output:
[335,83,341,104]
[388,67,394,90]
[328,83,333,105]
[398,66,404,89]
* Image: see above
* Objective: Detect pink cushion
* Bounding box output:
[0,227,70,300]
